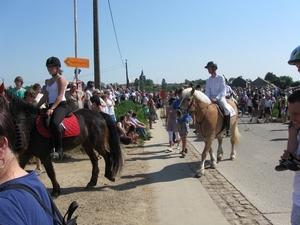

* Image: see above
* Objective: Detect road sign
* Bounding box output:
[64,57,89,68]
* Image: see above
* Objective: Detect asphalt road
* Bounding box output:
[187,116,293,225]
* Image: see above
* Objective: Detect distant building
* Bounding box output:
[139,70,146,83]
[231,76,249,88]
[251,77,270,88]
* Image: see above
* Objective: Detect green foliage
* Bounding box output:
[161,78,167,89]
[114,100,147,124]
[278,76,293,88]
[264,72,278,83]
[145,79,154,87]
[140,81,145,91]
[228,77,235,84]
[291,81,300,87]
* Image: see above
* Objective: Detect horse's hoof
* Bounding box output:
[217,156,222,162]
[51,192,60,198]
[230,155,236,161]
[194,170,204,178]
[210,163,216,169]
[85,183,95,189]
[194,173,201,178]
[105,174,115,182]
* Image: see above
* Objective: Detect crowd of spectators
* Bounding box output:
[234,86,295,123]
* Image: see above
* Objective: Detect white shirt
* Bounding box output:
[105,98,115,116]
[293,132,300,206]
[205,74,226,100]
[46,78,66,104]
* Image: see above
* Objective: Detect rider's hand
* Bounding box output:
[211,98,217,103]
[46,109,54,116]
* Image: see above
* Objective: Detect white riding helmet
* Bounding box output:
[288,46,300,65]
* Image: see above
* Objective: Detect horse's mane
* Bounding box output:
[4,89,38,121]
[182,88,211,104]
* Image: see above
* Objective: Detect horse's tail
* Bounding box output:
[232,122,241,147]
[100,112,124,176]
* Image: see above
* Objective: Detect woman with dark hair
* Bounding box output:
[0,108,60,224]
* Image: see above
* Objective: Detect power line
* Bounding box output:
[107,0,125,66]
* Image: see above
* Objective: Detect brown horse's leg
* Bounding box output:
[81,141,100,189]
[42,158,60,197]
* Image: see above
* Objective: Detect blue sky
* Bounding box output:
[1,0,299,88]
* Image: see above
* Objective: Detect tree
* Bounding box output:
[161,78,167,90]
[264,72,278,84]
[184,79,191,84]
[145,79,154,87]
[134,78,139,89]
[278,76,293,89]
[228,77,235,84]
[139,80,145,91]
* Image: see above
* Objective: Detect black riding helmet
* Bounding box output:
[204,61,218,69]
[46,56,61,67]
[288,46,300,65]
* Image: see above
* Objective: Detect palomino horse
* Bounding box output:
[177,88,240,178]
[1,90,124,197]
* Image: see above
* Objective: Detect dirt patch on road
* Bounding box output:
[27,146,156,225]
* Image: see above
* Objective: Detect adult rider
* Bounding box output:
[36,57,68,160]
[204,61,232,137]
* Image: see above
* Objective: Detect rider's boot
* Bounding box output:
[51,129,64,161]
[225,115,232,137]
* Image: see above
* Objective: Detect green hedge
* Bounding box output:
[115,100,147,124]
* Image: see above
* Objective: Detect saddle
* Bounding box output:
[214,102,227,132]
[36,114,80,138]
[214,102,225,118]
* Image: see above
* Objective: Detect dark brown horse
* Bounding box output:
[1,90,124,197]
[177,88,240,178]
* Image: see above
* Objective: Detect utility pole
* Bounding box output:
[74,0,79,82]
[93,0,101,89]
[125,59,129,88]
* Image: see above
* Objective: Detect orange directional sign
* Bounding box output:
[64,57,89,68]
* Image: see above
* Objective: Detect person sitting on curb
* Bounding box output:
[128,110,150,140]
[117,116,134,145]
[118,115,138,144]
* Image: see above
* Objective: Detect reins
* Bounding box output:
[195,102,213,125]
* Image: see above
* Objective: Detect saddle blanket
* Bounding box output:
[36,114,80,138]
[228,105,236,117]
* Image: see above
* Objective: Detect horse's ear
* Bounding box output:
[191,87,195,96]
[0,82,4,95]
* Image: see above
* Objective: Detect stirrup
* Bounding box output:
[226,130,232,137]
[51,151,64,162]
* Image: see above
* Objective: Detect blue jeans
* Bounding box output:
[291,202,300,225]
[136,127,147,136]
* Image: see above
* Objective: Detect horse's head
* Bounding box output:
[3,89,38,131]
[176,87,195,118]
[0,91,31,151]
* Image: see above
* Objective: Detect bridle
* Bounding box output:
[0,93,30,150]
[195,102,213,125]
[184,96,213,125]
